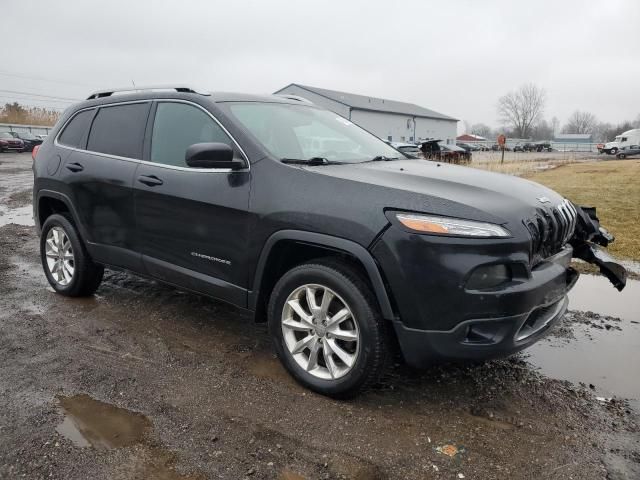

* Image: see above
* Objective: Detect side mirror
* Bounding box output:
[185,143,245,170]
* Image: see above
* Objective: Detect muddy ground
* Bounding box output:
[0,152,638,479]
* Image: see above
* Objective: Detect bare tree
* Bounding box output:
[497,83,546,138]
[563,111,598,134]
[470,123,493,139]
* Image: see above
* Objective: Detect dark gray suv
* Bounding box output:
[32,86,626,397]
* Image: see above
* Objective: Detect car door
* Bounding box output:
[58,102,151,271]
[134,100,251,306]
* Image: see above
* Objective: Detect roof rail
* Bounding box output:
[275,94,314,105]
[86,85,210,100]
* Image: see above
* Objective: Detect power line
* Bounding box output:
[0,70,96,89]
[0,89,80,102]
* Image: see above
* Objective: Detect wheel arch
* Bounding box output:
[249,230,396,323]
[36,190,88,240]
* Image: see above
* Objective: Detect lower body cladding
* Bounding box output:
[371,228,579,367]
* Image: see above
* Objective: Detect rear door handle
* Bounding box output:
[137,175,164,187]
[65,162,84,172]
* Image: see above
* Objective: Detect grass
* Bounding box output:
[525,160,640,262]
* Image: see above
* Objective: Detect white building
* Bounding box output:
[274,84,458,145]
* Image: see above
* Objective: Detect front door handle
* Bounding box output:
[65,162,84,172]
[137,175,164,187]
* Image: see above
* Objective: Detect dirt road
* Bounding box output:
[1,152,638,479]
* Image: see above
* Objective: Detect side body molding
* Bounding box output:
[248,230,395,320]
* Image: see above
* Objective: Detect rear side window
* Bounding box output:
[87,103,150,159]
[150,102,233,167]
[58,109,95,148]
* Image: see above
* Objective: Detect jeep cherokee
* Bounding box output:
[33,86,626,397]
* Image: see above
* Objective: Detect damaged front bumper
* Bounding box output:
[570,205,627,291]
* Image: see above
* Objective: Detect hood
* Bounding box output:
[304,159,565,227]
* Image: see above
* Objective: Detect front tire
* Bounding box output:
[40,214,104,296]
[609,147,618,155]
[618,153,626,159]
[268,260,389,398]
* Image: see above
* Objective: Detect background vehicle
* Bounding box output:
[616,145,640,159]
[33,86,625,398]
[10,131,43,152]
[0,132,25,152]
[513,144,524,152]
[603,129,640,155]
[457,142,480,152]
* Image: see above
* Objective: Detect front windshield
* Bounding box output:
[226,102,402,163]
[0,132,14,139]
[19,132,37,140]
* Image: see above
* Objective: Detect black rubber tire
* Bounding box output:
[268,259,389,398]
[40,214,104,297]
[610,148,618,155]
[618,153,626,159]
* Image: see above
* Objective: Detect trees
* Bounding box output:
[0,102,60,126]
[497,83,546,138]
[470,123,493,139]
[563,111,597,134]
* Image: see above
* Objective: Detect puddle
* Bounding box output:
[56,394,204,479]
[0,204,33,226]
[56,394,151,449]
[527,275,640,409]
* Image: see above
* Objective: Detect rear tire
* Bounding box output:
[40,214,104,297]
[268,259,389,398]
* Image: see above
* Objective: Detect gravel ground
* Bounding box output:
[1,152,638,479]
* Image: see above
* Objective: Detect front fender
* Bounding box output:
[249,230,395,320]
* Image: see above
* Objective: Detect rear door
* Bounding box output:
[59,101,151,271]
[134,100,251,306]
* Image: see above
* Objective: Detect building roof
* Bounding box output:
[457,134,487,141]
[553,133,592,142]
[275,83,458,121]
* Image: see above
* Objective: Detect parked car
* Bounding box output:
[534,142,553,152]
[616,145,640,159]
[33,86,626,397]
[513,144,524,152]
[10,131,43,152]
[0,132,25,152]
[603,129,640,155]
[457,142,480,152]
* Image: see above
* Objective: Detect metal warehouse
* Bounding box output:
[275,83,458,145]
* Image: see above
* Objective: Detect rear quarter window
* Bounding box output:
[58,109,95,148]
[87,103,150,159]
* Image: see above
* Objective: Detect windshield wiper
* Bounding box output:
[281,157,333,165]
[369,156,399,162]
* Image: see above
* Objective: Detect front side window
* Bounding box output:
[150,102,234,167]
[58,109,95,148]
[226,102,402,163]
[87,103,150,159]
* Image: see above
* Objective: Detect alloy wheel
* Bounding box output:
[281,284,360,380]
[45,226,75,286]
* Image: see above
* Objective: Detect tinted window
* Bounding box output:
[87,103,150,159]
[58,109,95,148]
[151,102,233,167]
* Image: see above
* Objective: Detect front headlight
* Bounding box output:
[395,213,510,238]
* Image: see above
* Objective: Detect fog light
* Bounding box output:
[466,264,511,290]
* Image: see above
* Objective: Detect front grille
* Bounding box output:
[525,199,577,262]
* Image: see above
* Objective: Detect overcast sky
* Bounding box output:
[3,0,639,131]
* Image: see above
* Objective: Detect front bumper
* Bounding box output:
[372,227,579,367]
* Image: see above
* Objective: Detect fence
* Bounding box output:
[0,122,54,136]
[463,140,601,153]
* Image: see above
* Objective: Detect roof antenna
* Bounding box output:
[131,80,137,91]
